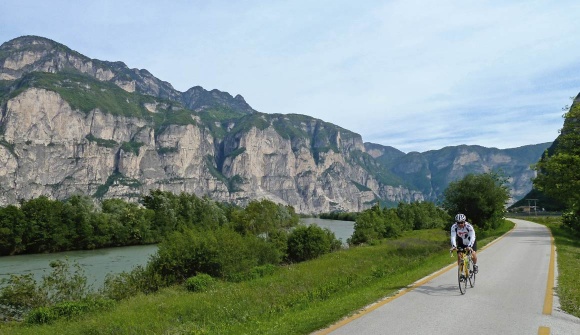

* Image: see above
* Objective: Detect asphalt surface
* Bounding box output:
[316,219,580,335]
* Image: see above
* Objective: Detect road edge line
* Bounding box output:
[543,230,555,315]
[538,325,550,334]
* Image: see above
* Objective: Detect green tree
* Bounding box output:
[230,199,299,236]
[61,195,96,249]
[20,196,69,252]
[189,195,228,230]
[534,97,580,232]
[0,205,26,255]
[141,190,180,236]
[397,202,450,230]
[101,198,155,245]
[381,207,404,237]
[442,172,510,230]
[141,190,228,234]
[350,205,385,245]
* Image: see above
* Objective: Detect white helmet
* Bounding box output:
[455,213,466,222]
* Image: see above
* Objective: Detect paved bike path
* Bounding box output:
[315,219,580,335]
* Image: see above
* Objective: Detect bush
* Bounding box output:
[0,274,47,321]
[350,206,402,245]
[42,259,91,303]
[287,225,341,262]
[26,298,115,324]
[562,208,580,234]
[0,258,91,321]
[148,227,281,285]
[185,274,216,292]
[101,265,163,301]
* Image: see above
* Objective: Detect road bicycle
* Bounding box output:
[450,247,475,294]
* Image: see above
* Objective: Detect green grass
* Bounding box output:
[520,216,580,318]
[0,224,513,334]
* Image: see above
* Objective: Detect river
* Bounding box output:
[0,218,354,289]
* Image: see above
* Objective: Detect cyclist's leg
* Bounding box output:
[471,240,478,273]
[456,239,466,266]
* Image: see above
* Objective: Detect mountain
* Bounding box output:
[366,142,552,204]
[0,36,550,212]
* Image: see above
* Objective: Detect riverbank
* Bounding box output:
[0,221,513,334]
[0,218,352,291]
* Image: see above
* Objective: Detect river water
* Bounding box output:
[0,218,354,289]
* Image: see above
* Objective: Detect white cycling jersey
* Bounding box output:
[450,222,476,248]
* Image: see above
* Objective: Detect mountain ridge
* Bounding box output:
[0,35,551,212]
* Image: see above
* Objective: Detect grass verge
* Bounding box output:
[0,223,514,335]
[519,216,580,318]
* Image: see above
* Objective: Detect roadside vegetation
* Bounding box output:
[521,97,580,318]
[0,222,513,335]
[0,171,514,333]
[533,98,580,235]
[515,215,580,318]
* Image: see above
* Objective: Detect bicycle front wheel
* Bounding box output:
[458,263,467,294]
[468,260,476,288]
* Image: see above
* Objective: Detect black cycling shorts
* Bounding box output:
[456,239,477,251]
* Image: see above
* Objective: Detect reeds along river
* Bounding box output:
[0,218,354,290]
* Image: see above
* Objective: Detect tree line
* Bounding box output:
[0,191,323,257]
[0,171,511,323]
[534,98,580,234]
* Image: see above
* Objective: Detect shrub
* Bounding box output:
[26,298,115,324]
[148,227,270,285]
[350,205,402,245]
[562,208,580,234]
[287,225,341,262]
[101,265,163,301]
[42,258,91,303]
[25,306,54,324]
[0,274,47,321]
[0,258,92,321]
[185,274,216,292]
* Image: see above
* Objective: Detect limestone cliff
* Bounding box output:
[0,84,420,212]
[0,36,549,212]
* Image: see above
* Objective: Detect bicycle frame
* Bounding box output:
[459,249,471,273]
[452,247,474,294]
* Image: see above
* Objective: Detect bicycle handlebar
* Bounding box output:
[450,247,472,255]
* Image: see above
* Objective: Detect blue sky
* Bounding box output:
[2,0,580,153]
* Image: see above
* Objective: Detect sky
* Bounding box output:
[2,0,580,153]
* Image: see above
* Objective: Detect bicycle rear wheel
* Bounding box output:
[458,263,467,294]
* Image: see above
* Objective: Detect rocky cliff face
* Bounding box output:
[365,143,551,204]
[0,36,549,212]
[0,85,420,212]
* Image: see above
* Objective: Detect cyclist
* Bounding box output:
[450,213,478,273]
